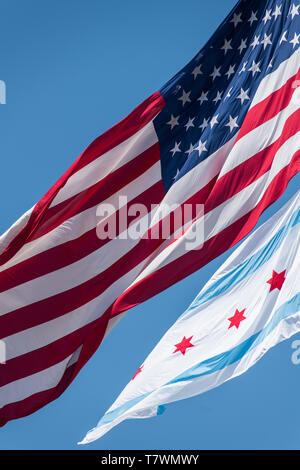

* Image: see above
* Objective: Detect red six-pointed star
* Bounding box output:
[173,336,194,355]
[267,269,286,292]
[228,308,246,330]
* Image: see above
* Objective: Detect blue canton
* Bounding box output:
[154,0,300,192]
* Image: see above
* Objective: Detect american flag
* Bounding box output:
[0,0,299,425]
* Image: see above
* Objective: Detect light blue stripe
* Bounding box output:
[96,393,151,426]
[169,292,300,384]
[187,206,300,313]
[95,293,300,428]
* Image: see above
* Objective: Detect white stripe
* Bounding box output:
[0,345,82,410]
[3,253,156,360]
[0,161,161,273]
[0,354,73,408]
[0,204,159,316]
[135,93,296,238]
[160,135,237,210]
[0,206,34,256]
[50,121,158,207]
[104,313,127,339]
[129,131,300,283]
[203,187,300,279]
[219,97,299,178]
[150,73,299,228]
[251,46,300,108]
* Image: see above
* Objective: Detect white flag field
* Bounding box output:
[80,190,300,444]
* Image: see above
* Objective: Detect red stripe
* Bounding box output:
[29,142,161,242]
[237,69,300,142]
[110,151,300,316]
[0,312,110,427]
[0,362,76,427]
[0,182,164,338]
[0,324,93,387]
[204,108,300,213]
[74,92,164,171]
[175,109,300,218]
[0,92,165,266]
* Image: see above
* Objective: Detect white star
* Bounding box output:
[238,39,247,54]
[225,87,233,100]
[248,60,261,76]
[210,114,219,129]
[199,117,209,132]
[195,139,208,157]
[262,9,272,24]
[210,66,221,81]
[268,58,274,69]
[236,87,250,104]
[290,32,300,49]
[239,61,248,74]
[221,38,233,55]
[192,65,203,79]
[225,64,235,80]
[290,3,300,19]
[178,89,191,106]
[185,143,195,157]
[225,115,239,133]
[280,30,288,44]
[170,141,181,157]
[231,12,242,28]
[213,91,223,104]
[166,114,180,130]
[250,35,260,49]
[248,10,258,26]
[173,168,180,181]
[273,5,282,19]
[185,117,195,131]
[261,33,272,50]
[198,91,209,105]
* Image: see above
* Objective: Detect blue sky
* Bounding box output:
[0,0,299,450]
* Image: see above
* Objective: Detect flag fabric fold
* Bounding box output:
[80,189,300,444]
[0,0,299,425]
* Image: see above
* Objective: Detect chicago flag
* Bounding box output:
[80,190,300,444]
[0,0,299,425]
